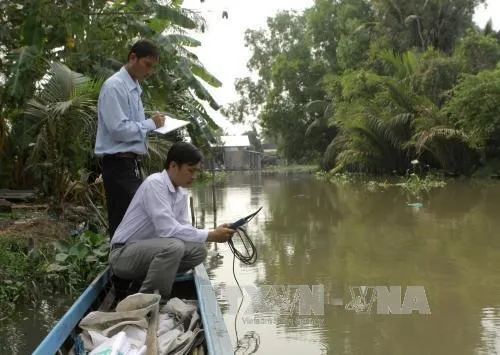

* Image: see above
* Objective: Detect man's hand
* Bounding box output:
[152,112,165,128]
[207,224,235,243]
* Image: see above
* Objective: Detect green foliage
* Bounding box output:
[417,49,460,106]
[0,231,109,315]
[306,0,373,69]
[443,68,500,153]
[44,231,109,293]
[224,0,499,177]
[394,173,447,194]
[0,238,44,314]
[317,171,357,185]
[370,0,486,53]
[318,167,446,195]
[0,0,224,212]
[21,63,101,211]
[454,30,500,74]
[196,171,228,185]
[339,69,384,101]
[263,164,318,174]
[223,10,332,162]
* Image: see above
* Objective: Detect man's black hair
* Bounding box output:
[128,39,160,61]
[165,142,203,169]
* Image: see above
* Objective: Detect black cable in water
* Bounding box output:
[228,225,259,354]
[224,208,262,353]
[233,252,244,355]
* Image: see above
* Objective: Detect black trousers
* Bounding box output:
[101,156,143,238]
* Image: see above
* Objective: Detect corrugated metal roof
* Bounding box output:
[219,135,251,147]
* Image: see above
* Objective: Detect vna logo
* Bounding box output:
[345,286,431,315]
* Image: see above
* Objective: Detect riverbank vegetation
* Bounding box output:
[0,229,108,315]
[318,170,447,195]
[224,0,500,179]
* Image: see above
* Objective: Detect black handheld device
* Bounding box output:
[229,207,263,229]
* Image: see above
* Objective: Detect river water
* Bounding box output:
[192,172,500,355]
[5,171,500,354]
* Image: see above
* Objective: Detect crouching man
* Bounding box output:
[109,142,235,300]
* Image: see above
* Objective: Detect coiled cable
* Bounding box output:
[227,226,257,265]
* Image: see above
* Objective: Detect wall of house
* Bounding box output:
[248,150,262,171]
[223,148,262,170]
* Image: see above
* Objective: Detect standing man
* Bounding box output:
[95,39,165,238]
[109,142,235,300]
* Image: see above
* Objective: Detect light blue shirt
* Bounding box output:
[94,66,156,156]
[111,170,209,244]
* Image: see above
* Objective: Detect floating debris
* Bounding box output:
[407,202,423,208]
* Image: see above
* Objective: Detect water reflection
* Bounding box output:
[0,294,74,354]
[193,172,500,354]
[478,307,500,354]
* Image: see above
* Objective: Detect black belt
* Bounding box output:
[111,243,125,251]
[104,152,142,160]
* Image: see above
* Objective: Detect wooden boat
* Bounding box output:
[33,264,233,355]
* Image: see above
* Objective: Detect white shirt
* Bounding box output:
[111,170,209,244]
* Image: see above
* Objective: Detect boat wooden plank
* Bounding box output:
[194,263,234,355]
[32,267,112,355]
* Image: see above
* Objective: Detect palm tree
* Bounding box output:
[324,50,420,174]
[304,99,335,136]
[23,62,101,212]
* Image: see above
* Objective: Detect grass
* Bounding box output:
[0,212,15,219]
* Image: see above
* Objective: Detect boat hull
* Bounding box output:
[33,264,233,355]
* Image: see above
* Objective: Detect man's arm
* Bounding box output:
[99,84,156,142]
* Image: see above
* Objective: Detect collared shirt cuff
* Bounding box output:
[197,229,209,242]
[144,118,157,131]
